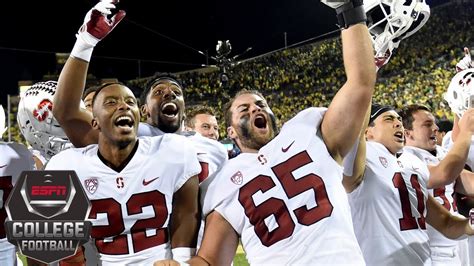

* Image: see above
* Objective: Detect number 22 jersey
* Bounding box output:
[201,108,364,265]
[45,135,201,265]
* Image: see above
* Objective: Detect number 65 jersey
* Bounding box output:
[45,135,201,265]
[201,108,364,265]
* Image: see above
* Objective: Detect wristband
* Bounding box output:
[172,247,195,265]
[336,3,367,29]
[70,31,99,62]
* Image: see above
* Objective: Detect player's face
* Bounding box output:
[366,110,404,155]
[228,93,277,152]
[143,80,185,133]
[405,110,438,151]
[191,114,219,141]
[92,85,140,146]
[84,91,95,112]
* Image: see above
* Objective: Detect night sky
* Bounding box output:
[0,0,445,105]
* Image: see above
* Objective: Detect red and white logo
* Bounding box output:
[84,178,98,194]
[230,171,243,185]
[33,99,53,122]
[379,157,388,168]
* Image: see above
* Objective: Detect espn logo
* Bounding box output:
[31,186,67,196]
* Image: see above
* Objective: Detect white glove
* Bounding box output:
[456,47,473,73]
[71,0,126,62]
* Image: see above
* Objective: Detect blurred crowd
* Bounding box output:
[4,1,473,143]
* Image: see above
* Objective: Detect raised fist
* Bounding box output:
[77,0,126,47]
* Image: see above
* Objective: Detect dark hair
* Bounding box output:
[398,104,431,130]
[436,118,453,133]
[185,105,216,128]
[139,73,183,106]
[91,82,128,109]
[83,85,100,100]
[223,89,266,128]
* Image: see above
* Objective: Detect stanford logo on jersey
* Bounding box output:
[230,171,243,185]
[379,156,388,168]
[84,178,98,194]
[116,177,124,188]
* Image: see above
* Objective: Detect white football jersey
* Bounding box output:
[0,142,35,266]
[201,108,365,265]
[138,122,228,182]
[349,141,431,266]
[442,132,474,171]
[403,146,461,249]
[46,135,201,265]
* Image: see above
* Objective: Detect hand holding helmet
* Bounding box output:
[444,69,474,118]
[456,47,474,73]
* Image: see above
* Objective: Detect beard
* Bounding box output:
[157,113,183,133]
[237,113,278,151]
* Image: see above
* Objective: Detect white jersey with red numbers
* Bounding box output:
[349,141,431,266]
[45,135,201,265]
[0,142,35,266]
[201,108,365,265]
[403,145,464,264]
[442,133,474,266]
[138,122,228,182]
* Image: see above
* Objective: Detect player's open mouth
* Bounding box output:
[394,131,404,142]
[162,102,179,118]
[254,114,267,129]
[115,115,134,129]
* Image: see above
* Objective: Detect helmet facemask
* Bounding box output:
[365,0,430,63]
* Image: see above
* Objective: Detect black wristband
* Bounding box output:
[336,4,367,29]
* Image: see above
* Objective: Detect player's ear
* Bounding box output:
[365,127,373,140]
[140,104,149,118]
[227,126,237,139]
[91,118,100,130]
[404,129,413,140]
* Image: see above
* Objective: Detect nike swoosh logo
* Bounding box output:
[282,141,295,153]
[0,164,7,168]
[142,177,159,186]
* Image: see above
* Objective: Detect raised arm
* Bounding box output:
[170,175,200,264]
[320,0,376,163]
[428,108,474,188]
[54,0,125,147]
[426,194,474,239]
[342,106,370,192]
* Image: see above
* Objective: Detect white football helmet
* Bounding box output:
[364,0,430,64]
[444,69,474,118]
[0,104,6,137]
[17,81,70,159]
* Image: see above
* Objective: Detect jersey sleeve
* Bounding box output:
[281,107,326,133]
[44,150,73,170]
[11,143,35,171]
[166,135,202,192]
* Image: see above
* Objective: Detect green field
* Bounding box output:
[233,244,249,266]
